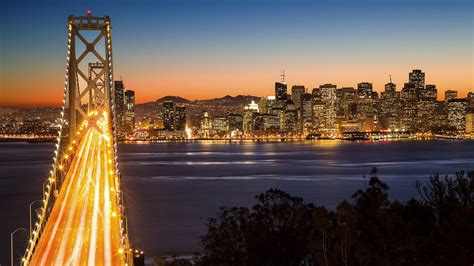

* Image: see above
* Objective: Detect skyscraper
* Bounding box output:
[380,81,399,130]
[291,85,305,109]
[409,69,425,92]
[275,71,288,102]
[163,101,175,131]
[124,89,135,134]
[114,80,125,135]
[175,104,186,131]
[447,99,468,132]
[319,84,338,135]
[400,83,417,131]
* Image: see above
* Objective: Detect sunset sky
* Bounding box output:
[1,0,473,107]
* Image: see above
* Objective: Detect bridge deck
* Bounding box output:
[29,117,126,265]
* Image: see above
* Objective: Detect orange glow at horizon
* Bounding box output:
[1,65,472,107]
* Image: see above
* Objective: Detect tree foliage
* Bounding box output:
[198,170,474,265]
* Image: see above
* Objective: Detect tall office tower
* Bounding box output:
[283,100,298,133]
[291,85,306,109]
[340,87,356,119]
[357,82,373,98]
[416,84,437,131]
[124,89,136,134]
[275,71,288,101]
[114,80,125,135]
[409,69,425,91]
[163,101,175,131]
[447,99,468,132]
[380,81,399,130]
[301,93,313,134]
[319,84,338,134]
[445,90,458,102]
[175,104,186,131]
[400,83,417,131]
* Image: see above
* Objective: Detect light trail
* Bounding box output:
[28,115,127,265]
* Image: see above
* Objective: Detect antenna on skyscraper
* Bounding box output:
[389,74,392,83]
[281,69,285,83]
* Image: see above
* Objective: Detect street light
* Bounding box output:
[11,227,26,266]
[29,200,42,239]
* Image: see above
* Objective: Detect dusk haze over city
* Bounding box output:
[1,0,473,265]
[1,0,473,106]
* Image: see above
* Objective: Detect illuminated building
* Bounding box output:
[447,99,468,132]
[445,90,458,102]
[400,83,417,131]
[409,69,425,97]
[212,116,227,136]
[275,71,288,102]
[124,89,135,135]
[357,82,373,98]
[114,80,125,137]
[227,112,243,133]
[291,85,306,109]
[199,111,211,138]
[283,100,298,133]
[301,93,313,134]
[163,101,175,131]
[175,104,186,131]
[380,81,399,130]
[318,84,337,134]
[466,111,474,134]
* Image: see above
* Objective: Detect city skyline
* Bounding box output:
[1,0,473,107]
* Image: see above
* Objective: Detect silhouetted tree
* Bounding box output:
[198,170,474,265]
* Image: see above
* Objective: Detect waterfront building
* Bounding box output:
[466,111,474,134]
[199,111,212,138]
[212,116,227,137]
[227,112,243,133]
[447,99,468,132]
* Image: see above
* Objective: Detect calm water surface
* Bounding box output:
[1,140,473,262]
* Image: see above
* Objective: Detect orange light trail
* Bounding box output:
[28,114,127,265]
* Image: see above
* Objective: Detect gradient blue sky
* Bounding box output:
[1,0,473,106]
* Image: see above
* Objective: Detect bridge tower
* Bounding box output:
[66,11,115,142]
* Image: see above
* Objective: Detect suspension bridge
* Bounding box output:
[19,12,132,265]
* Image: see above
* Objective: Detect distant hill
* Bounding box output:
[155,96,192,104]
[138,95,261,107]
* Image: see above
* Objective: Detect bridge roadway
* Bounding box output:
[29,115,127,265]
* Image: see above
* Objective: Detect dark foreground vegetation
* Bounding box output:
[161,169,474,265]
